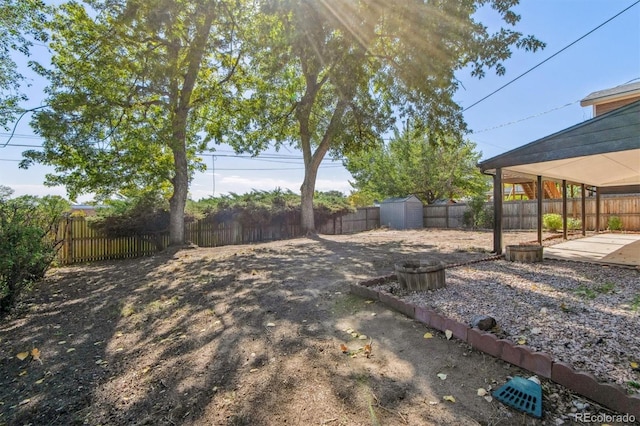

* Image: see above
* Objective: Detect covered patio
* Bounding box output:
[544,233,640,267]
[479,99,640,260]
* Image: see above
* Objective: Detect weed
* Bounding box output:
[596,282,615,294]
[120,303,136,317]
[627,381,640,390]
[573,286,596,300]
[574,282,615,300]
[630,294,640,312]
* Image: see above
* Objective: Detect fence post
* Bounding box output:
[445,205,449,229]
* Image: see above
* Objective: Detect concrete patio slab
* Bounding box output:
[544,233,640,267]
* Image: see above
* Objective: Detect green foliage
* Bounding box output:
[608,216,623,231]
[192,189,354,227]
[567,217,582,231]
[21,0,246,244]
[0,0,49,129]
[631,294,640,312]
[345,129,490,205]
[573,282,615,301]
[89,192,172,250]
[0,186,69,313]
[462,195,494,229]
[228,0,544,231]
[542,214,581,232]
[543,213,563,232]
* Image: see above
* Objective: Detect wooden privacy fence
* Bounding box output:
[55,196,638,265]
[56,207,380,265]
[423,195,640,231]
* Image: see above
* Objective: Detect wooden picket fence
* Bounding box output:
[55,207,379,265]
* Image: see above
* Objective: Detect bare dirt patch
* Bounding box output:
[0,229,631,425]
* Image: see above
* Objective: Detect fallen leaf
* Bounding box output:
[437,373,447,380]
[350,332,359,338]
[364,300,374,304]
[340,344,348,354]
[19,399,30,406]
[364,342,372,358]
[31,348,40,359]
[477,388,487,396]
[19,370,27,376]
[249,368,258,373]
[445,330,453,340]
[358,335,368,340]
[58,341,66,345]
[66,348,76,353]
[35,378,44,384]
[423,332,433,339]
[443,395,456,403]
[16,352,29,361]
[631,361,639,370]
[266,322,276,327]
[517,337,527,345]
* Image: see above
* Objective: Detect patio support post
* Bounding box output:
[581,183,586,236]
[595,187,601,232]
[537,176,543,245]
[562,180,568,240]
[493,168,503,254]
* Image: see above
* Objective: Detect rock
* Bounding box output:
[471,315,497,331]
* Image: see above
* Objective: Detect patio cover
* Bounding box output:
[478,99,640,253]
[479,99,640,188]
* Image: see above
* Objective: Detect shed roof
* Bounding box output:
[478,100,640,188]
[381,195,422,203]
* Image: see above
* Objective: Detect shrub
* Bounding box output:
[543,213,563,232]
[608,216,623,231]
[89,192,172,250]
[567,217,582,231]
[462,196,493,229]
[0,186,68,314]
[194,189,354,228]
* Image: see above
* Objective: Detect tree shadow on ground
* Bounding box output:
[0,230,573,425]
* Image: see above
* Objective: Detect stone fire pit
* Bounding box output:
[394,259,446,291]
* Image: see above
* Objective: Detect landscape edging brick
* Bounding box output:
[349,278,640,417]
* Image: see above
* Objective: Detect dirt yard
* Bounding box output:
[0,229,628,425]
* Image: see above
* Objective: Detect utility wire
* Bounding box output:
[462,0,640,112]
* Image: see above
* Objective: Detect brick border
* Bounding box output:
[350,278,640,417]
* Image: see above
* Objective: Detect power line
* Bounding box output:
[471,100,579,134]
[462,0,640,112]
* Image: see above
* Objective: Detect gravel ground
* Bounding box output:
[374,258,640,395]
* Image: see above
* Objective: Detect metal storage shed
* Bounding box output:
[380,196,424,229]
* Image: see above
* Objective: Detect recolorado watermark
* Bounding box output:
[574,412,635,424]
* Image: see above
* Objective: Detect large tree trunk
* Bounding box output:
[165,5,216,246]
[300,165,319,234]
[169,142,189,246]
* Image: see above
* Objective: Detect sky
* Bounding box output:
[1,0,639,203]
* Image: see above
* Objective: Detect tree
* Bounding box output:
[0,0,48,129]
[225,0,544,232]
[344,127,489,204]
[22,0,245,245]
